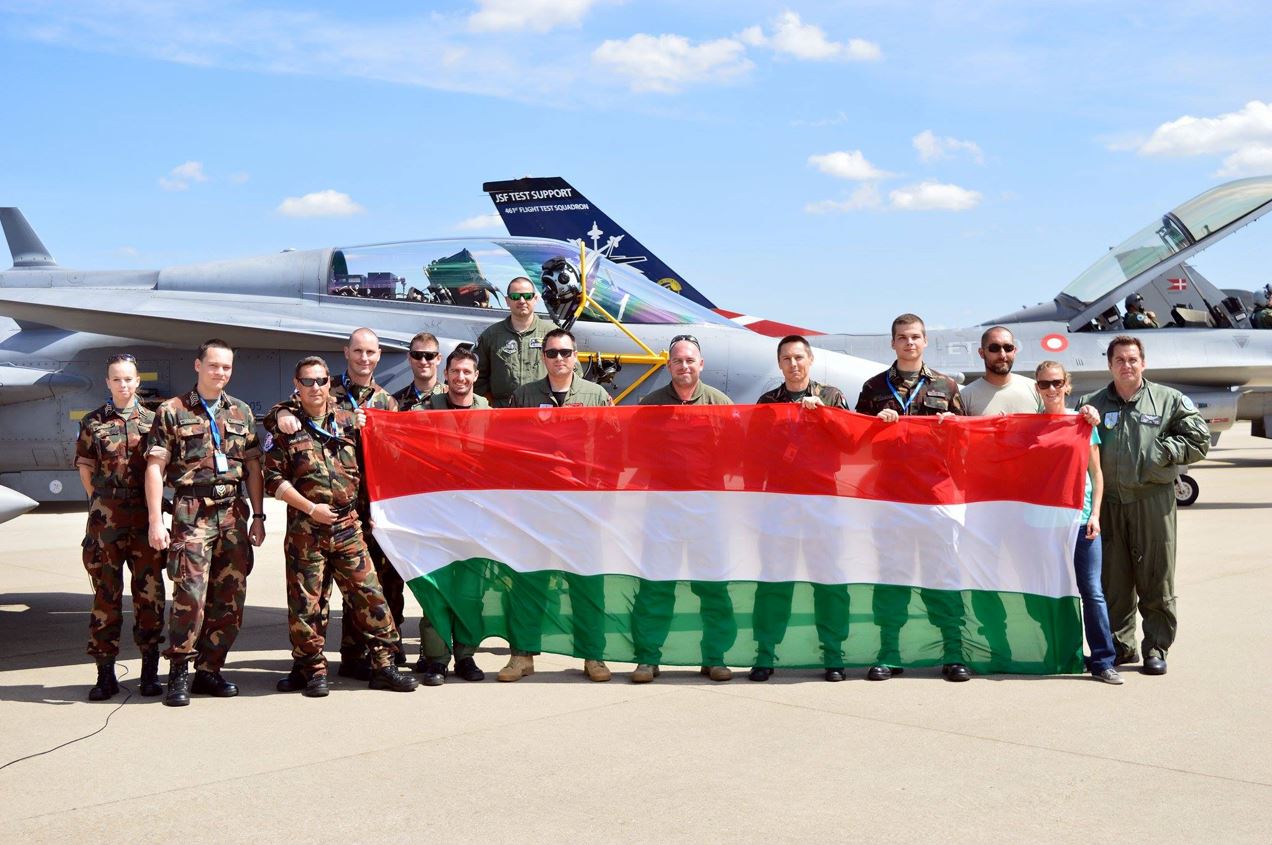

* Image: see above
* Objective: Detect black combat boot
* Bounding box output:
[369,664,419,692]
[164,659,191,707]
[276,662,308,693]
[139,648,163,697]
[337,650,372,681]
[454,657,485,682]
[88,658,120,701]
[190,669,239,697]
[417,661,447,687]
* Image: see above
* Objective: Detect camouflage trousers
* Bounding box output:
[163,496,252,672]
[82,497,165,658]
[286,517,398,674]
[322,511,404,659]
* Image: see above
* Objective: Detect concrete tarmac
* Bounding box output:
[1,424,1270,843]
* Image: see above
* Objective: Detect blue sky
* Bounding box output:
[3,0,1271,331]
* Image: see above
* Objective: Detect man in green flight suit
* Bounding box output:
[1076,336,1209,675]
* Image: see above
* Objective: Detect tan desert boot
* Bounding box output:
[583,659,612,682]
[497,654,535,682]
[701,665,733,682]
[630,664,660,683]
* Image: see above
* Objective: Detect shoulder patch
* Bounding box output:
[1181,395,1196,412]
[262,432,274,453]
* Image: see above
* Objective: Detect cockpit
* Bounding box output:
[326,237,732,327]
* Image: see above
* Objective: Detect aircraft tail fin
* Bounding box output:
[482,177,716,309]
[1,208,57,268]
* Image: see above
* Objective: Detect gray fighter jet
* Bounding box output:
[0,208,884,515]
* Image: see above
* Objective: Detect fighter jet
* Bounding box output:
[488,175,1272,504]
[0,207,883,513]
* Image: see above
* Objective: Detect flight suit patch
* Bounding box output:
[1104,411,1120,428]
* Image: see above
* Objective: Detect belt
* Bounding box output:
[94,486,143,500]
[175,483,240,500]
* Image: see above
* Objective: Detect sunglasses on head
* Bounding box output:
[107,353,137,365]
[669,334,701,350]
[409,350,440,361]
[1036,378,1065,390]
[543,347,575,359]
[298,376,330,387]
[986,343,1016,353]
[507,292,536,301]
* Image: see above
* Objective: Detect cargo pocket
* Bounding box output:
[82,535,102,578]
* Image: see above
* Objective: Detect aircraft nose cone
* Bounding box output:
[0,484,38,526]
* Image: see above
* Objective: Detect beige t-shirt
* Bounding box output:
[961,372,1041,415]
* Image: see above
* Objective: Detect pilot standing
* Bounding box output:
[406,346,490,686]
[502,328,615,683]
[145,339,266,707]
[75,352,166,701]
[747,335,851,682]
[629,334,736,684]
[268,327,402,679]
[854,313,972,683]
[1122,293,1159,330]
[1076,336,1209,675]
[474,277,556,407]
[266,356,417,697]
[1251,287,1272,328]
[392,331,446,410]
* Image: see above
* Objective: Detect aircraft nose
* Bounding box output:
[0,484,38,526]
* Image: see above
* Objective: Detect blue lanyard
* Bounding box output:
[304,413,342,441]
[342,374,361,409]
[199,396,223,451]
[887,377,926,414]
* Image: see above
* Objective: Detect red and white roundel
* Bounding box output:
[1041,333,1068,353]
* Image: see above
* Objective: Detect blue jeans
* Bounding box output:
[1074,525,1116,673]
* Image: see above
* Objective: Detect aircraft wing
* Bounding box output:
[0,288,417,351]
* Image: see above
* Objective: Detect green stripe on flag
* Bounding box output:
[407,559,1084,674]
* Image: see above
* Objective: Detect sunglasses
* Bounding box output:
[107,353,137,364]
[986,343,1016,353]
[670,334,701,350]
[1036,379,1066,390]
[298,376,330,387]
[409,350,440,361]
[507,292,536,301]
[543,348,575,359]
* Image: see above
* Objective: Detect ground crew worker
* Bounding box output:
[474,276,561,407]
[1076,336,1209,675]
[145,339,266,707]
[502,328,614,682]
[1122,293,1159,329]
[629,334,736,684]
[265,356,417,697]
[75,352,165,700]
[1251,288,1272,328]
[392,331,446,410]
[855,313,971,683]
[748,335,851,683]
[408,346,489,686]
[270,327,402,679]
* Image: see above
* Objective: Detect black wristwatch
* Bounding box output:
[252,513,266,522]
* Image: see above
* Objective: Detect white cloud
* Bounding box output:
[805,184,881,213]
[1138,100,1272,156]
[453,212,504,232]
[913,129,984,164]
[158,160,207,191]
[593,34,752,94]
[469,0,597,33]
[888,181,982,211]
[1216,144,1272,177]
[808,150,893,181]
[276,190,365,218]
[743,11,881,62]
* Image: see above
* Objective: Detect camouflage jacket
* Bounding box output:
[331,372,398,412]
[855,363,966,417]
[392,380,446,412]
[76,401,156,494]
[263,401,361,526]
[146,387,260,488]
[1076,378,1210,502]
[640,381,732,406]
[757,381,849,409]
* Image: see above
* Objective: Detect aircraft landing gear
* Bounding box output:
[1175,474,1199,507]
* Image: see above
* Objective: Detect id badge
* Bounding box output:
[214,450,229,473]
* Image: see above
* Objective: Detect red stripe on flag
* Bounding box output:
[364,405,1088,509]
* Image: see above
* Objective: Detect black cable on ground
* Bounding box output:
[0,665,135,772]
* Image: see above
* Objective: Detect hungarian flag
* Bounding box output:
[364,405,1088,674]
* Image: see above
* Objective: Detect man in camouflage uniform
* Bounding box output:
[265,356,417,696]
[503,328,615,682]
[855,313,972,683]
[474,276,561,407]
[269,327,403,678]
[75,352,166,700]
[392,331,446,411]
[1076,336,1209,675]
[146,339,266,707]
[405,346,490,685]
[749,335,851,683]
[630,334,737,684]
